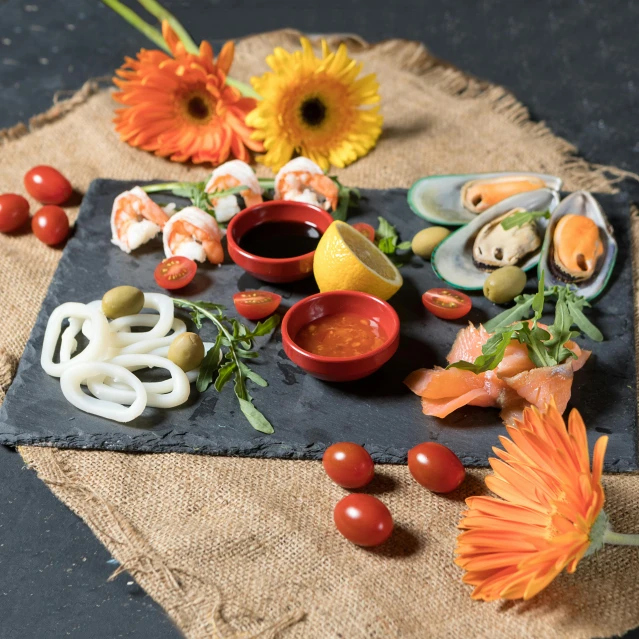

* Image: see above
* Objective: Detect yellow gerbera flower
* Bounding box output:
[246,38,383,172]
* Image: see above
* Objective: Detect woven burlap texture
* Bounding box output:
[1,30,638,639]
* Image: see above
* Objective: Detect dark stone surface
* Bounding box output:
[1,1,638,637]
[0,179,636,471]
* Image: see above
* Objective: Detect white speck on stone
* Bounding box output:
[66,23,76,31]
[39,57,49,65]
[29,24,46,32]
[25,4,39,11]
[51,45,59,53]
[1,38,11,46]
[13,26,22,34]
[2,58,18,66]
[68,64,74,72]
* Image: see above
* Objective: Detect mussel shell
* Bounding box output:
[407,172,562,227]
[538,191,617,301]
[431,188,559,290]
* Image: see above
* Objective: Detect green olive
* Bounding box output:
[102,286,144,319]
[411,226,451,260]
[168,332,205,372]
[483,266,527,304]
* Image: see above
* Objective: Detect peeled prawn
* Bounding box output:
[163,206,223,264]
[274,157,339,212]
[111,186,170,253]
[205,160,263,223]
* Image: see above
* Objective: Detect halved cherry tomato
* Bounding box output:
[351,222,375,242]
[154,256,197,290]
[24,165,73,205]
[333,494,394,547]
[0,194,30,233]
[323,442,375,489]
[233,290,282,321]
[408,442,465,493]
[422,288,472,320]
[31,205,69,245]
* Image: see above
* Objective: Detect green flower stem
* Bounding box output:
[101,0,169,53]
[136,0,199,54]
[604,530,639,547]
[225,77,262,100]
[141,182,193,193]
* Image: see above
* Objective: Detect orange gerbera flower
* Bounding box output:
[113,21,263,165]
[456,402,609,601]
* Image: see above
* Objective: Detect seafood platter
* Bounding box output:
[0,163,636,470]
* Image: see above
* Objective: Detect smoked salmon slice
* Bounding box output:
[405,323,591,423]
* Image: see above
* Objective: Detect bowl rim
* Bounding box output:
[226,200,335,265]
[281,290,401,364]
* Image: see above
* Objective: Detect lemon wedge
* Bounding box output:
[313,221,403,300]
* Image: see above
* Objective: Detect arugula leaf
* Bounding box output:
[196,334,222,392]
[482,295,537,333]
[237,397,274,434]
[376,216,397,241]
[397,241,412,251]
[566,298,604,342]
[330,177,361,222]
[214,361,236,392]
[173,299,280,433]
[449,330,514,373]
[531,270,546,322]
[378,236,397,254]
[501,209,550,230]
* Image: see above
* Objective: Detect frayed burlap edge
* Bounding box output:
[6,29,639,639]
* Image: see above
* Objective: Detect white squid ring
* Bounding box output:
[60,362,147,423]
[108,293,174,347]
[87,354,190,408]
[41,303,110,377]
[117,318,187,354]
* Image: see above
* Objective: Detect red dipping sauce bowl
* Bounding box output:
[226,200,335,283]
[282,291,400,382]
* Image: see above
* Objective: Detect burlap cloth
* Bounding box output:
[2,30,639,639]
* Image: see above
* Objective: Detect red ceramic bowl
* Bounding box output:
[226,200,335,283]
[281,291,400,382]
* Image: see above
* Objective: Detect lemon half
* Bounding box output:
[313,221,403,300]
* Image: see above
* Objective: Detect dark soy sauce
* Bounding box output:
[239,221,321,258]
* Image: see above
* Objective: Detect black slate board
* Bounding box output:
[0,179,636,469]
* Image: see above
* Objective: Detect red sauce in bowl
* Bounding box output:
[295,312,388,358]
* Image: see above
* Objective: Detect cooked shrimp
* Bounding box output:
[163,206,223,264]
[205,160,263,223]
[274,157,339,212]
[111,186,169,253]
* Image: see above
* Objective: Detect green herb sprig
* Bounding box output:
[142,182,249,221]
[500,209,550,230]
[375,216,412,265]
[449,273,603,374]
[173,299,280,434]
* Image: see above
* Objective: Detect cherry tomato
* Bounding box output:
[31,205,69,245]
[323,442,375,489]
[352,222,375,242]
[0,194,30,233]
[24,165,73,205]
[154,256,197,290]
[233,290,282,321]
[333,494,393,546]
[407,442,465,493]
[422,288,472,320]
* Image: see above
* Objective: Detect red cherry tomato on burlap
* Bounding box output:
[31,205,69,245]
[233,290,282,321]
[154,256,197,290]
[407,442,465,493]
[422,288,472,320]
[0,194,30,232]
[323,442,375,489]
[24,165,73,205]
[333,494,394,546]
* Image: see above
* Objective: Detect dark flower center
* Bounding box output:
[187,95,211,120]
[300,97,327,127]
